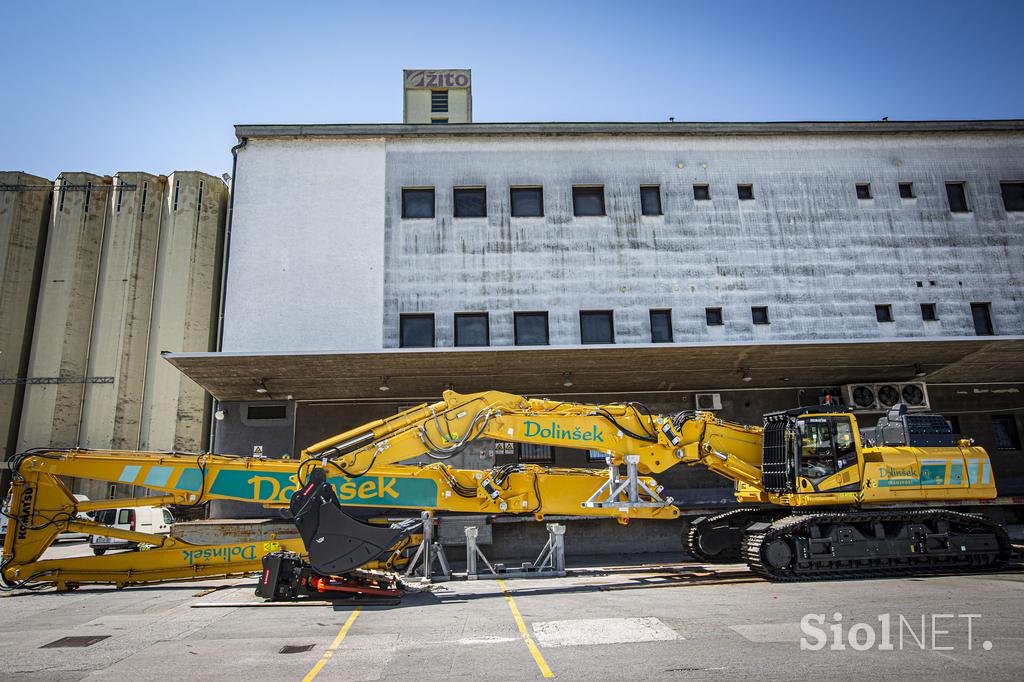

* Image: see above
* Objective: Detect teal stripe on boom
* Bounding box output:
[144,466,174,487]
[176,468,203,492]
[118,465,141,483]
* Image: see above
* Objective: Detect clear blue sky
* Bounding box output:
[2,0,1021,179]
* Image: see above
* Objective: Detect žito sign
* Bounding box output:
[404,69,471,89]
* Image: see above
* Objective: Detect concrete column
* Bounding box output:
[0,173,52,470]
[139,172,227,452]
[17,173,110,452]
[79,173,164,452]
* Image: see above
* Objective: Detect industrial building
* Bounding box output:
[0,171,227,500]
[158,73,1024,535]
[3,71,1023,557]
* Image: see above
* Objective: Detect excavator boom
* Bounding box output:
[2,389,1006,591]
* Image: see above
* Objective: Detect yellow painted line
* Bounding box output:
[498,579,554,678]
[301,607,362,682]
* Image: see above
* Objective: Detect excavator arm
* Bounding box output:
[2,389,767,591]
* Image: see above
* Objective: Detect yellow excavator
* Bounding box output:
[1,389,1009,596]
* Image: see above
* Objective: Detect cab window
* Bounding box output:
[834,417,857,470]
[163,509,174,525]
[800,419,836,479]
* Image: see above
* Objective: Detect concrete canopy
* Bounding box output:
[164,337,1024,402]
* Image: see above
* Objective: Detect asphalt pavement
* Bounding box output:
[1,540,1022,681]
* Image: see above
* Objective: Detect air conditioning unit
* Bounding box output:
[695,393,722,411]
[842,382,930,411]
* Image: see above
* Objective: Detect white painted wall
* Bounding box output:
[222,137,387,352]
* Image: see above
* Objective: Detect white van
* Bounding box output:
[89,506,174,555]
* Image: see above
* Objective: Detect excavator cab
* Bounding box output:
[762,406,863,496]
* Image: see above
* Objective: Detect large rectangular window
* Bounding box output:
[640,185,662,215]
[650,309,673,343]
[399,313,435,347]
[454,187,486,218]
[580,310,614,344]
[517,443,554,463]
[514,312,549,346]
[401,188,435,218]
[247,404,287,420]
[992,415,1021,450]
[1000,182,1024,212]
[454,312,489,347]
[511,187,544,217]
[945,182,969,212]
[971,302,994,336]
[572,186,605,216]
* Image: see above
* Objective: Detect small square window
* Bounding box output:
[1000,182,1024,212]
[454,187,486,218]
[920,303,937,321]
[514,312,549,346]
[898,182,915,199]
[650,309,673,343]
[946,182,969,212]
[693,184,710,201]
[572,186,605,216]
[454,312,489,347]
[856,183,872,200]
[992,415,1021,450]
[705,307,723,326]
[640,185,662,215]
[875,304,893,323]
[431,90,448,113]
[402,188,435,218]
[737,184,754,201]
[751,306,769,325]
[580,310,614,344]
[971,302,994,336]
[399,313,435,347]
[511,187,544,217]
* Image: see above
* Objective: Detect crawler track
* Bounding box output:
[685,507,767,563]
[742,509,1011,581]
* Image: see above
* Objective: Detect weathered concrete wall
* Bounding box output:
[222,138,387,352]
[0,173,51,465]
[80,173,164,452]
[139,172,226,452]
[17,173,110,451]
[381,133,1024,346]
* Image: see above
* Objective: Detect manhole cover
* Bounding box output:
[279,644,315,654]
[40,635,111,649]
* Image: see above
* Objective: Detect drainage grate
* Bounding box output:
[279,644,315,654]
[40,635,111,649]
